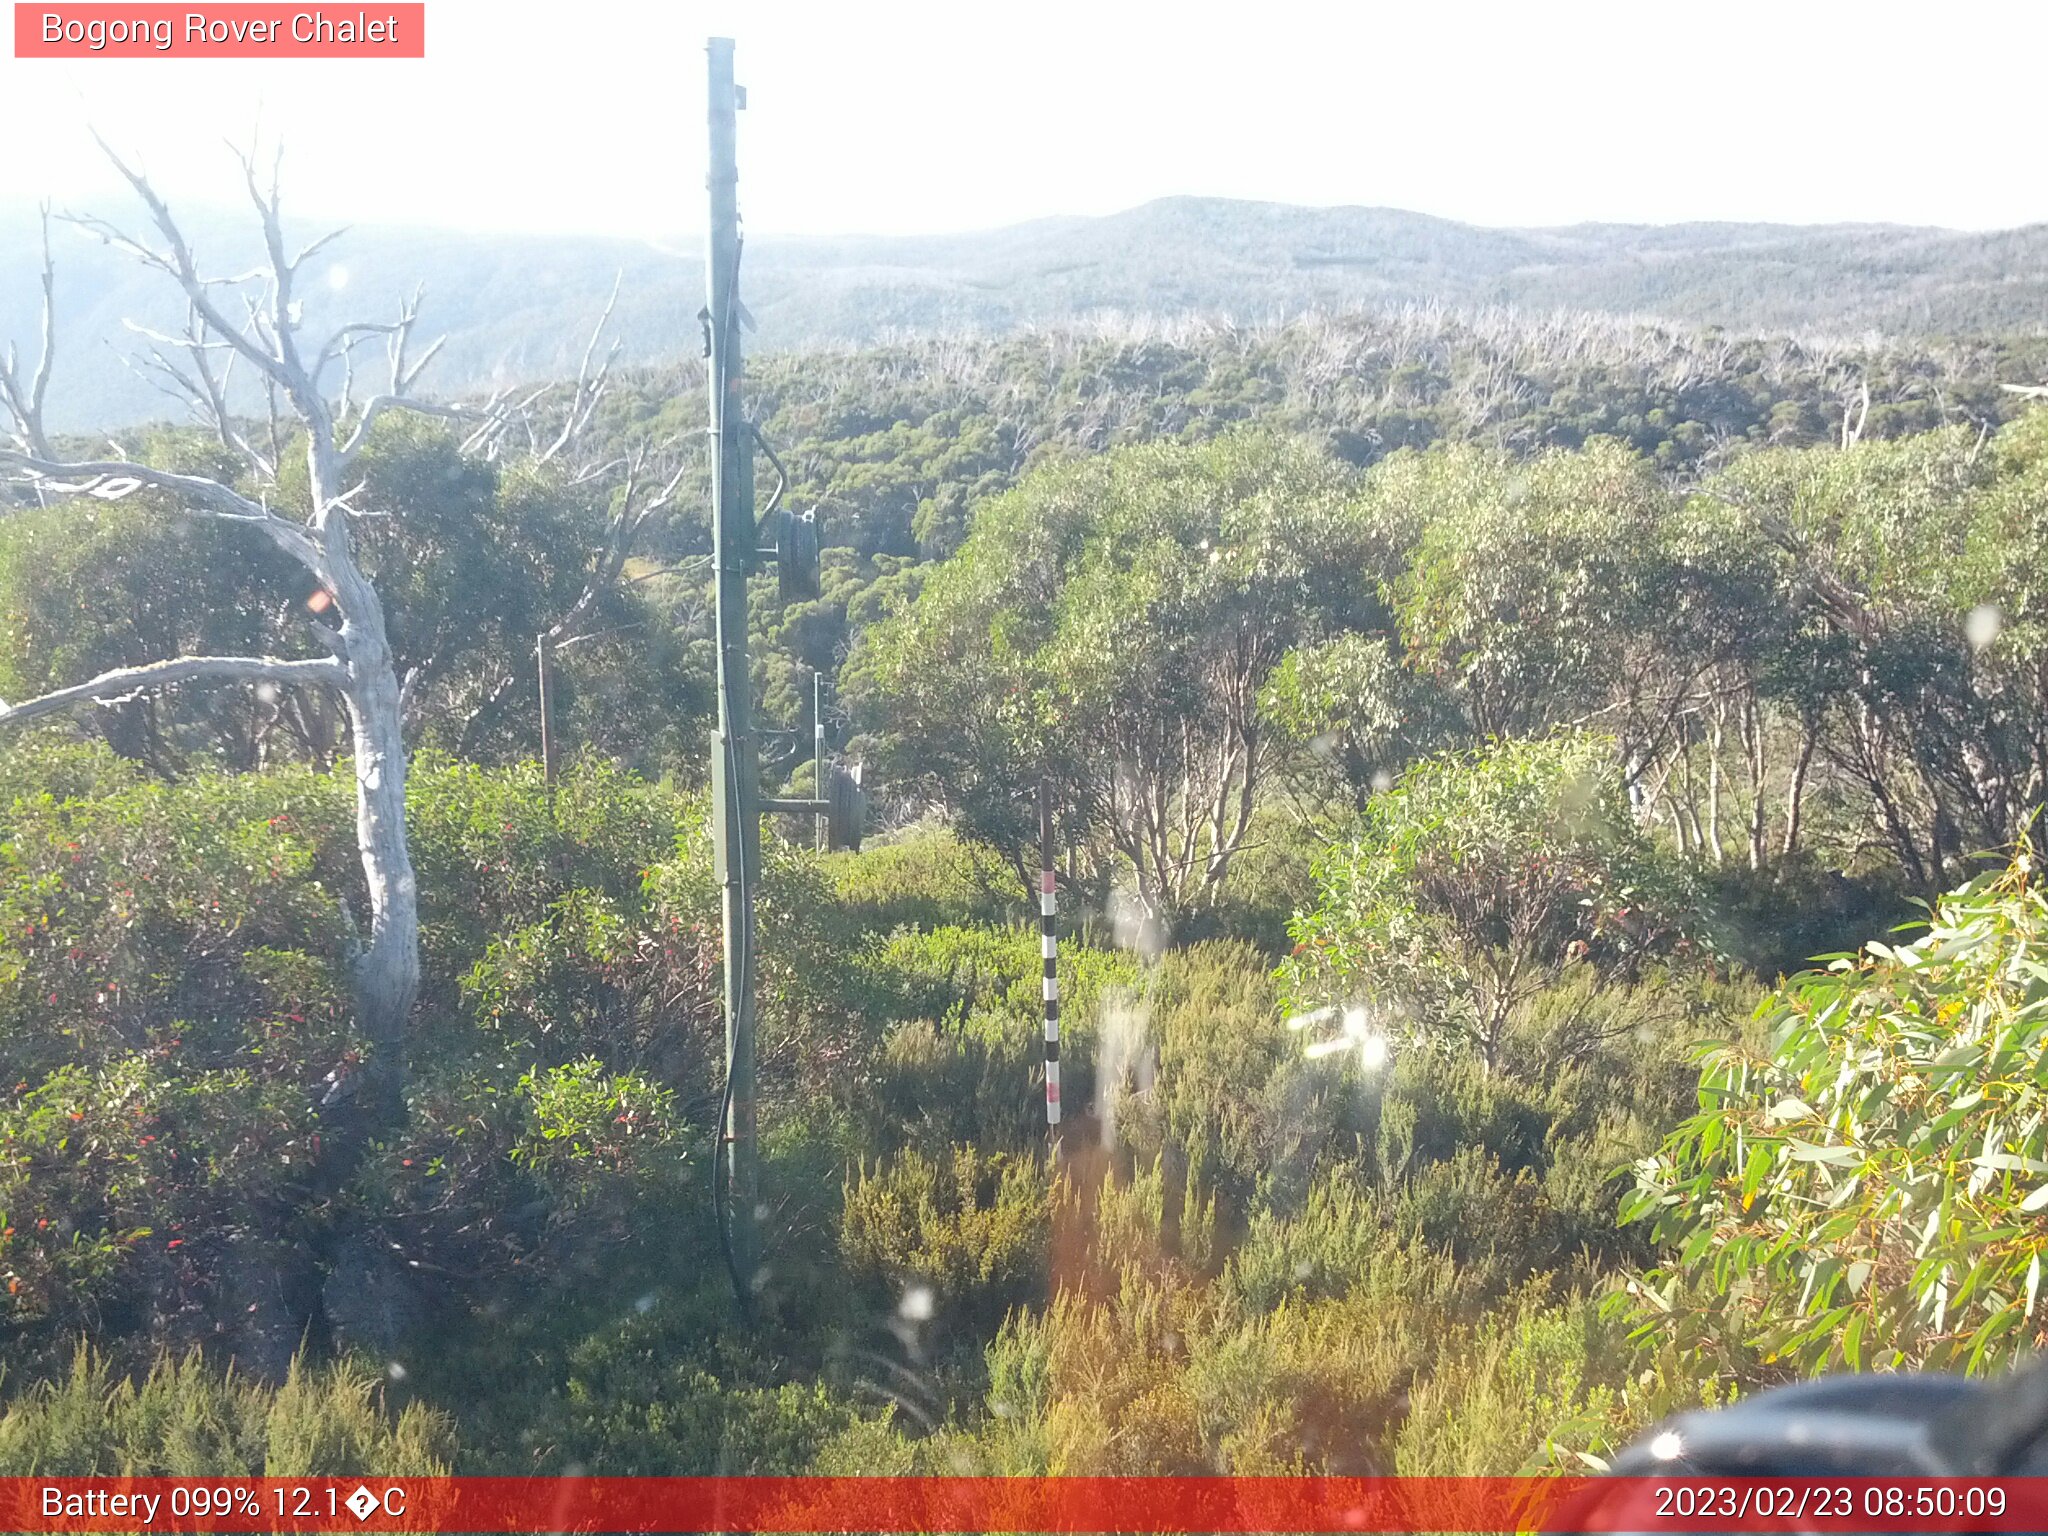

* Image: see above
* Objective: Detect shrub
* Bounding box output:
[551,1368,869,1476]
[1621,844,2048,1381]
[0,760,353,1083]
[863,1015,1044,1158]
[1,1058,321,1356]
[981,1240,1477,1475]
[846,925,1135,1150]
[507,1061,693,1217]
[1225,1168,1387,1312]
[1283,733,1698,1073]
[1391,1292,1637,1474]
[825,827,1021,933]
[840,1146,1054,1345]
[406,754,689,985]
[1112,942,1289,1209]
[462,889,719,1077]
[0,746,742,1367]
[0,1348,452,1476]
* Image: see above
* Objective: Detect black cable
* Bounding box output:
[710,748,755,1319]
[710,1034,747,1316]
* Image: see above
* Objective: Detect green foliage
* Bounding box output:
[0,753,357,1353]
[461,886,717,1076]
[1391,1293,1637,1474]
[1373,440,1671,740]
[981,1229,1470,1475]
[846,925,1136,1158]
[1621,844,2048,1381]
[0,1349,452,1476]
[0,1059,317,1336]
[1701,421,2048,891]
[508,1061,693,1214]
[1284,734,1697,1071]
[824,827,1021,933]
[1260,632,1439,803]
[22,311,2048,1481]
[0,748,729,1363]
[0,441,301,772]
[1112,942,1290,1208]
[0,739,143,807]
[849,428,1380,919]
[841,1146,1053,1342]
[407,753,689,980]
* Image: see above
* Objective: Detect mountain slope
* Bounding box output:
[3,195,2043,431]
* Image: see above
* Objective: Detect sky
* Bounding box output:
[4,0,2046,241]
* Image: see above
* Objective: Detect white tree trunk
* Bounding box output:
[0,140,478,1122]
[312,431,421,1114]
[339,592,419,1107]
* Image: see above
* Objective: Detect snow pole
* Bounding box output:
[1039,780,1061,1130]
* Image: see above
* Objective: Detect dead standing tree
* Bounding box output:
[0,202,56,465]
[534,447,691,779]
[0,142,510,1121]
[523,286,693,779]
[435,282,698,774]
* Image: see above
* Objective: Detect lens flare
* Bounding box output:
[1300,1004,1392,1069]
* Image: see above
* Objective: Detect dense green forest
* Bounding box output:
[7,215,2048,1479]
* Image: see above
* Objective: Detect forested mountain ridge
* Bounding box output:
[5,193,2046,431]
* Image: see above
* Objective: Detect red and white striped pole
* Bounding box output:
[1038,780,1060,1129]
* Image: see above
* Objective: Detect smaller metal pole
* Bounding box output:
[1039,781,1061,1130]
[536,634,558,785]
[814,672,827,852]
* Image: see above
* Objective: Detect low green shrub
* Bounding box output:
[1391,1291,1637,1474]
[825,828,1021,933]
[0,1348,452,1476]
[840,1145,1054,1346]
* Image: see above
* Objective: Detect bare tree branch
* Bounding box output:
[292,223,351,269]
[317,318,404,374]
[0,653,346,731]
[0,449,320,566]
[337,392,496,468]
[622,556,711,587]
[125,305,276,477]
[0,202,57,460]
[538,272,623,465]
[542,448,688,649]
[231,139,318,399]
[75,133,321,424]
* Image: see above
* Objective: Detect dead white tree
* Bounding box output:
[432,284,702,772]
[533,444,692,779]
[0,141,510,1118]
[0,202,56,463]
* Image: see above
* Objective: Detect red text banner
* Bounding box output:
[3,1476,2047,1533]
[14,5,424,58]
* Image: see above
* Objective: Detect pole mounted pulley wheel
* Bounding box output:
[761,759,865,852]
[825,761,865,852]
[779,506,822,602]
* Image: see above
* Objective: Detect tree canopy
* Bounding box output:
[849,428,1381,919]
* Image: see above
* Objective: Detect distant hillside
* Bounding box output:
[4,195,2045,431]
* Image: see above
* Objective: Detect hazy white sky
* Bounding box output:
[4,0,2045,239]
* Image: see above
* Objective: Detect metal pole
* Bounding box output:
[536,634,557,786]
[705,35,759,1294]
[1039,781,1061,1132]
[813,671,827,853]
